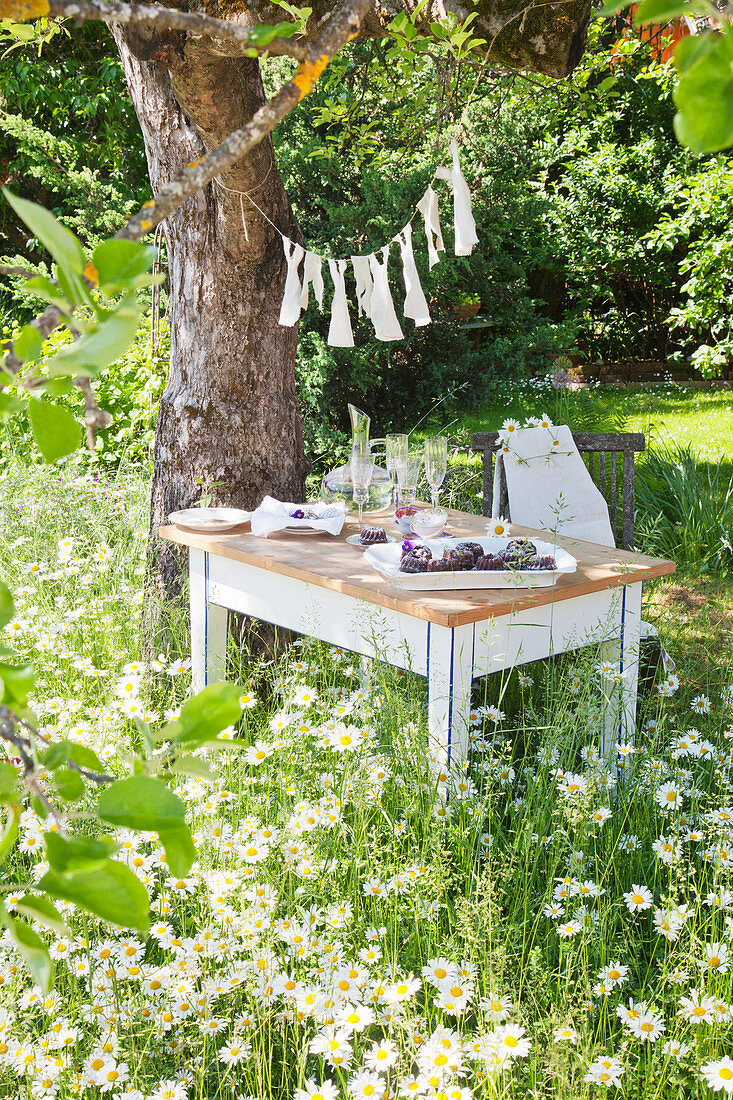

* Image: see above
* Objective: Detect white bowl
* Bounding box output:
[410,509,447,539]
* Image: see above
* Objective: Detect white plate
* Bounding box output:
[345,533,397,546]
[363,537,577,590]
[169,507,252,534]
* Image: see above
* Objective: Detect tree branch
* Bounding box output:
[117,0,373,242]
[44,0,310,59]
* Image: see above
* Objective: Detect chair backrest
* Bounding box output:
[471,430,646,550]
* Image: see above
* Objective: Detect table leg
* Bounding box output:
[427,623,475,782]
[600,582,642,765]
[189,549,228,693]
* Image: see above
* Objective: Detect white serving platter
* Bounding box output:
[363,537,577,591]
[169,507,252,534]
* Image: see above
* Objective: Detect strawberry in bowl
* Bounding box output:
[395,504,419,534]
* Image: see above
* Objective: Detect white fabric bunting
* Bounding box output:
[276,140,477,346]
[368,245,404,342]
[435,137,479,257]
[299,251,324,311]
[351,255,374,319]
[416,186,445,270]
[398,224,431,327]
[278,238,305,327]
[327,259,355,348]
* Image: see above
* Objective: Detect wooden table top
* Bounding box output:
[159,508,675,629]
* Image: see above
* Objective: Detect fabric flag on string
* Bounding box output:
[327,259,355,347]
[351,255,374,318]
[398,224,431,327]
[278,239,305,326]
[368,245,404,342]
[299,251,324,311]
[416,186,445,270]
[435,137,478,257]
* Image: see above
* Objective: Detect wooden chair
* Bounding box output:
[470,431,646,551]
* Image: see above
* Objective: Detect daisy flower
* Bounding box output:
[583,1056,624,1086]
[486,516,511,537]
[623,884,653,912]
[701,1056,733,1094]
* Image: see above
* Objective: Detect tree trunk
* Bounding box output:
[113,27,309,609]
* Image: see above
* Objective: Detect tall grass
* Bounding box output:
[635,443,733,568]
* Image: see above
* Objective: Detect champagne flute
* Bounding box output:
[350,446,373,527]
[424,435,448,509]
[386,433,408,509]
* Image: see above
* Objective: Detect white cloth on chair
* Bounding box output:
[492,425,615,547]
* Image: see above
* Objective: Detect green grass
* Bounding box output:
[454,385,733,472]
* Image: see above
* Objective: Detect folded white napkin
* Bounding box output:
[251,496,347,538]
[492,425,615,547]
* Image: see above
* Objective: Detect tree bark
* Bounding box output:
[113,27,309,607]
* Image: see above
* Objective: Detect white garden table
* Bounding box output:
[160,510,674,777]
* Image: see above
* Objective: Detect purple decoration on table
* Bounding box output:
[291,509,306,520]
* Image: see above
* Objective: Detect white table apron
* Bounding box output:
[188,548,643,778]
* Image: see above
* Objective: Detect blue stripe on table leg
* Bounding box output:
[426,622,431,679]
[204,552,209,687]
[447,629,455,768]
[618,585,627,750]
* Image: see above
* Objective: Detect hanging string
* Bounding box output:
[213,169,434,259]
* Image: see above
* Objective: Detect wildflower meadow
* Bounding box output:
[1,469,732,1100]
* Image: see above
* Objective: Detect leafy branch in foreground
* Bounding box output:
[0,570,246,991]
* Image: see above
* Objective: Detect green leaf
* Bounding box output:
[53,767,84,802]
[38,862,150,932]
[14,324,43,363]
[3,189,85,274]
[98,775,185,832]
[0,393,23,418]
[0,582,14,631]
[44,833,117,873]
[92,239,156,293]
[46,295,141,376]
[176,683,243,746]
[0,661,34,708]
[169,755,215,781]
[158,823,196,877]
[23,275,71,312]
[14,895,69,936]
[27,399,80,463]
[0,761,18,796]
[0,802,19,864]
[67,743,106,773]
[40,741,71,770]
[673,30,733,153]
[1,912,52,992]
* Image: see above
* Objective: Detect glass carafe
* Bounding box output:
[321,404,394,515]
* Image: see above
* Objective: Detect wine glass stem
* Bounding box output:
[431,490,437,509]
